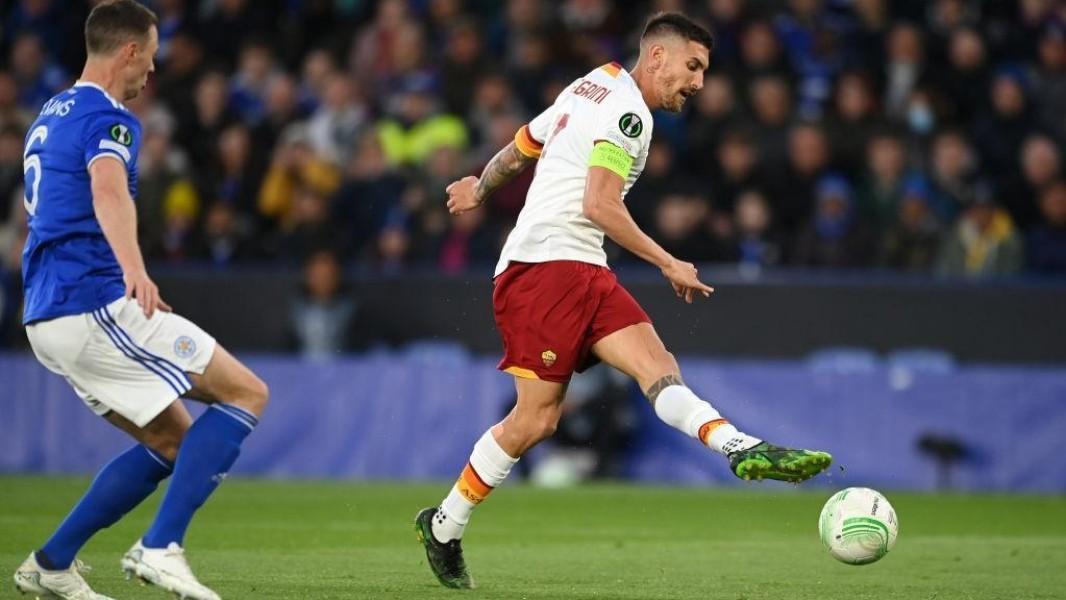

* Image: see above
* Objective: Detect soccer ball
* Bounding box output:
[818,487,898,565]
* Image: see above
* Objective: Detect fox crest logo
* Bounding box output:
[541,350,557,367]
[174,336,196,358]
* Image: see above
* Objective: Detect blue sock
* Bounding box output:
[37,445,172,570]
[142,404,257,548]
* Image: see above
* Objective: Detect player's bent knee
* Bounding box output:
[530,410,560,442]
[658,349,679,375]
[240,375,269,416]
[144,429,185,462]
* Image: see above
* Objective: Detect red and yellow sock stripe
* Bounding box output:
[698,418,728,446]
[456,462,494,505]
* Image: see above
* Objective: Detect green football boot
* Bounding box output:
[729,441,832,483]
[414,507,475,589]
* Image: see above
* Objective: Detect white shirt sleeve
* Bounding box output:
[592,100,649,159]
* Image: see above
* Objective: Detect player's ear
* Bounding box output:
[651,44,666,71]
[122,40,139,64]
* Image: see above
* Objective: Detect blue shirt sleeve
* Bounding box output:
[82,109,141,171]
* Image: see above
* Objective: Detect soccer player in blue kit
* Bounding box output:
[13,2,268,599]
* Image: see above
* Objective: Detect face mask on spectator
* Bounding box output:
[908,104,935,134]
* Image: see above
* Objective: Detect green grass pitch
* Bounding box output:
[2,477,1064,599]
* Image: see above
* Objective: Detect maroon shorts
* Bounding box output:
[493,260,651,383]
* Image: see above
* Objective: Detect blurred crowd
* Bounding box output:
[1,0,1066,285]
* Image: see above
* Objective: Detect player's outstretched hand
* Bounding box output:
[445,175,482,215]
[124,269,172,319]
[661,258,714,304]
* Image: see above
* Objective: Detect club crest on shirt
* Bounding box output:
[174,336,196,359]
[541,350,557,367]
[109,123,132,146]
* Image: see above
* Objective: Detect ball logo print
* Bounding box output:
[109,123,132,147]
[618,113,642,138]
[818,487,899,565]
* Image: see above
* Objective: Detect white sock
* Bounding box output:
[432,429,518,542]
[654,384,761,455]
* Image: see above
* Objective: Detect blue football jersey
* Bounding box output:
[21,82,142,324]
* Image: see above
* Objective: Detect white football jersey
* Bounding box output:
[494,62,654,276]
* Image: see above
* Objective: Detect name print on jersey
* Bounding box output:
[572,80,612,104]
[40,96,75,117]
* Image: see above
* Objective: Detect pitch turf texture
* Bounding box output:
[2,478,1063,599]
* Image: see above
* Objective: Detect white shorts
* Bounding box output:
[26,296,217,427]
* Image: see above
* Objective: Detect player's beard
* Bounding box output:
[657,75,686,113]
[662,88,686,113]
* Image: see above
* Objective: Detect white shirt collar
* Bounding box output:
[74,80,125,110]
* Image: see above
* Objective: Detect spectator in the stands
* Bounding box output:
[190,201,257,265]
[178,70,238,172]
[709,127,761,214]
[929,128,977,220]
[685,73,742,173]
[259,124,342,231]
[768,122,832,230]
[1001,134,1063,229]
[941,27,990,125]
[196,123,263,218]
[733,19,790,90]
[376,77,468,168]
[1033,20,1066,144]
[229,38,279,125]
[137,120,197,260]
[747,75,793,175]
[652,193,723,264]
[1026,180,1066,274]
[440,19,494,116]
[274,184,345,264]
[938,182,1023,278]
[9,33,68,111]
[333,134,407,261]
[0,127,24,233]
[0,72,32,132]
[155,29,205,127]
[856,129,908,232]
[288,249,355,360]
[731,188,784,271]
[251,74,305,164]
[307,73,367,167]
[792,173,876,268]
[826,71,883,177]
[971,68,1035,191]
[883,22,927,119]
[880,175,943,272]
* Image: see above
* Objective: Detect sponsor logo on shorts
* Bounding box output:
[174,336,197,358]
[541,350,557,367]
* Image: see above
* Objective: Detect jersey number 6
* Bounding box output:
[23,125,48,216]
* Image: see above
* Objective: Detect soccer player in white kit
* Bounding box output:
[13,3,267,599]
[415,13,833,589]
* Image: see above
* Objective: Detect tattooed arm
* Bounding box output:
[445,141,535,215]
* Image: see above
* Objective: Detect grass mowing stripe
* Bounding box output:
[1,477,1064,600]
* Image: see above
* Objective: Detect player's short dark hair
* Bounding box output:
[641,12,715,53]
[85,0,158,56]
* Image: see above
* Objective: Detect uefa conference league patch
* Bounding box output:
[109,123,133,147]
[618,112,643,138]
